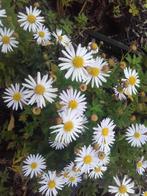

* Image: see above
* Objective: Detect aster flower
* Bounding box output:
[23,72,58,108]
[126,124,147,147]
[89,165,107,179]
[3,83,28,110]
[83,57,110,88]
[0,9,7,26]
[17,6,44,32]
[58,44,93,82]
[75,145,98,174]
[123,67,140,95]
[49,139,68,150]
[113,84,127,101]
[0,28,18,53]
[50,110,87,144]
[52,29,71,47]
[136,156,147,175]
[34,25,51,45]
[108,175,135,196]
[39,171,64,196]
[22,154,46,178]
[87,41,99,54]
[59,87,87,115]
[66,172,81,187]
[97,150,110,166]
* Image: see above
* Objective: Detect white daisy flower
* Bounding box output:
[49,139,68,150]
[142,191,147,196]
[50,109,87,144]
[97,150,110,166]
[59,87,87,115]
[92,118,116,152]
[3,83,28,110]
[22,154,46,178]
[75,145,98,174]
[89,165,107,179]
[39,170,64,196]
[123,67,140,95]
[113,84,127,101]
[87,41,99,54]
[136,156,147,175]
[34,25,51,45]
[52,29,71,47]
[17,6,44,32]
[66,172,82,187]
[0,9,7,26]
[108,175,135,196]
[83,57,110,88]
[126,124,147,147]
[0,28,18,53]
[22,72,58,108]
[58,44,93,82]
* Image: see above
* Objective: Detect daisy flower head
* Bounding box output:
[123,67,140,95]
[34,25,51,45]
[89,165,107,179]
[50,109,87,144]
[23,72,58,108]
[49,139,68,150]
[142,191,147,196]
[97,150,110,166]
[108,175,135,196]
[136,156,147,175]
[0,28,18,53]
[126,124,147,147]
[113,84,127,101]
[17,6,44,32]
[66,172,82,187]
[0,9,7,26]
[58,43,94,82]
[59,87,87,115]
[39,170,64,196]
[75,145,98,174]
[22,154,46,179]
[52,29,71,47]
[87,40,99,54]
[3,83,28,110]
[92,118,116,152]
[83,57,110,88]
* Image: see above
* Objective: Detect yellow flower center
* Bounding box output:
[83,155,92,164]
[72,56,84,68]
[102,128,109,137]
[91,42,98,50]
[48,180,56,189]
[39,31,45,38]
[2,35,10,44]
[87,67,100,77]
[31,162,38,169]
[27,14,36,24]
[58,35,63,41]
[64,121,74,132]
[119,185,127,193]
[63,172,69,178]
[68,99,78,109]
[34,84,45,95]
[137,161,142,168]
[134,132,141,139]
[98,151,105,160]
[94,167,101,173]
[144,192,147,196]
[13,92,22,101]
[69,176,76,182]
[128,76,136,86]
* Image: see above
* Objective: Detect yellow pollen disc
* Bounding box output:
[91,42,98,50]
[64,121,74,132]
[72,56,84,68]
[31,162,38,169]
[94,167,101,173]
[102,128,109,137]
[58,35,63,41]
[137,161,142,168]
[98,151,105,160]
[83,155,92,164]
[68,99,78,109]
[13,92,22,101]
[134,132,141,139]
[2,35,10,44]
[27,14,36,24]
[128,76,136,85]
[69,177,76,182]
[144,192,147,196]
[34,84,45,95]
[87,67,100,77]
[48,180,56,189]
[119,185,127,193]
[39,31,45,38]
